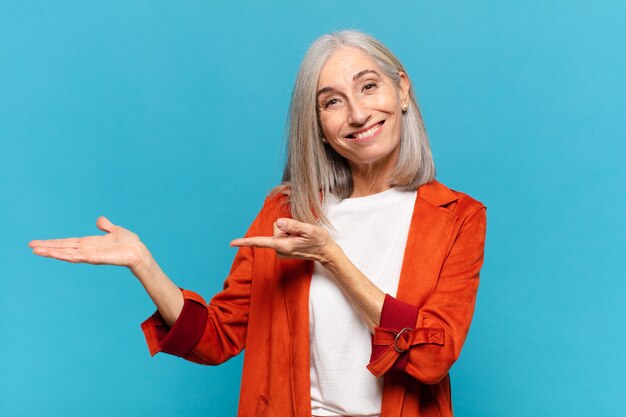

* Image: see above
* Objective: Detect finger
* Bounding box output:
[230,236,278,249]
[96,216,116,233]
[32,247,86,263]
[28,238,82,249]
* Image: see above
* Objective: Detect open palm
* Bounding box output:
[29,216,146,270]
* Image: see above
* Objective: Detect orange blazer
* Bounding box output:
[142,180,487,417]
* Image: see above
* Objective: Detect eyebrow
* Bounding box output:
[316,69,381,100]
[316,86,333,99]
[353,69,380,81]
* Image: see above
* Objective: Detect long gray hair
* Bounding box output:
[280,30,435,225]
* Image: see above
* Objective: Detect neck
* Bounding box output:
[348,161,395,198]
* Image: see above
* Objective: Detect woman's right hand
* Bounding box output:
[29,216,185,326]
[29,216,148,271]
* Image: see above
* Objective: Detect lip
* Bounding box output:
[344,121,385,143]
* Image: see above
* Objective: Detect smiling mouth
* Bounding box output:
[345,121,385,140]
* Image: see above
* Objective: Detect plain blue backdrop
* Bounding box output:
[2,1,625,416]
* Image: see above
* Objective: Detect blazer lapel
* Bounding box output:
[396,197,457,304]
[397,180,459,303]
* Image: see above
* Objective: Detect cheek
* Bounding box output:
[368,85,402,110]
[375,93,400,111]
[319,114,342,139]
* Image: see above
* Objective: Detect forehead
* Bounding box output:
[317,47,382,88]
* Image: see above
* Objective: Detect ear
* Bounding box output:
[398,71,411,104]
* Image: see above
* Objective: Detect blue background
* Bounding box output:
[2,1,625,416]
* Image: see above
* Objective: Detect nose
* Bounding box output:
[347,98,371,126]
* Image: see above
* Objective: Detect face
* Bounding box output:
[316,47,410,170]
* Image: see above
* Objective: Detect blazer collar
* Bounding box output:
[417,179,458,207]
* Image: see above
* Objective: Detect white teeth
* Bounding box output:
[353,123,381,139]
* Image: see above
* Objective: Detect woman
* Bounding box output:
[29,30,486,417]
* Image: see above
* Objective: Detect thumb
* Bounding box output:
[276,218,304,234]
[96,216,116,233]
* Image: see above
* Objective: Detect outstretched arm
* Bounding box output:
[29,216,184,326]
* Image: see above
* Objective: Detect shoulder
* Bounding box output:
[417,179,486,220]
[259,184,292,219]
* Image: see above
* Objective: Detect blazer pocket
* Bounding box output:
[255,394,269,417]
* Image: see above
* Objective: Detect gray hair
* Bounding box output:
[280,30,435,225]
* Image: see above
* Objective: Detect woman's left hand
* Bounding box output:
[230,218,339,265]
[233,217,384,331]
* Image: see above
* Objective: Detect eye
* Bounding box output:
[322,97,341,109]
[362,82,378,92]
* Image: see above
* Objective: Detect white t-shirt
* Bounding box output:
[309,187,417,417]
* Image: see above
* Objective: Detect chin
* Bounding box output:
[350,150,397,166]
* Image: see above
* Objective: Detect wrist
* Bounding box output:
[129,242,155,278]
[320,243,344,271]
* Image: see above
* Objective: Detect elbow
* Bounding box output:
[405,343,458,385]
[410,364,452,385]
[406,358,455,385]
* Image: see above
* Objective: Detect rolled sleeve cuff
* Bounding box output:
[141,290,208,357]
[369,293,419,371]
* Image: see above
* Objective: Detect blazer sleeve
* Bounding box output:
[140,199,267,366]
[368,204,487,384]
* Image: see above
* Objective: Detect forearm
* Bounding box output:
[321,245,385,333]
[131,244,184,327]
